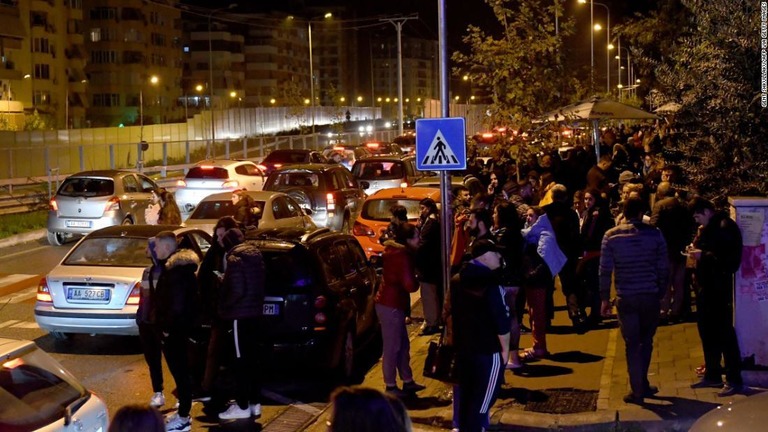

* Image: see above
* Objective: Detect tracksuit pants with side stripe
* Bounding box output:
[457,351,504,432]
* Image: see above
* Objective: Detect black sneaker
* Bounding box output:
[419,325,440,336]
[644,385,659,397]
[402,381,426,393]
[622,393,644,405]
[385,386,409,398]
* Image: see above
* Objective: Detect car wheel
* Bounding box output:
[121,217,133,225]
[336,327,356,382]
[50,331,71,341]
[46,231,66,246]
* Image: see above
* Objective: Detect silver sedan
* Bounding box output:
[34,225,211,339]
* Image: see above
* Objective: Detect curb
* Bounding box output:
[0,228,46,250]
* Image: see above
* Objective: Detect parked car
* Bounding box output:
[362,141,403,156]
[689,391,768,432]
[34,225,211,339]
[184,190,316,234]
[256,149,328,175]
[245,226,379,379]
[175,159,266,215]
[393,133,416,154]
[353,187,441,260]
[46,170,159,246]
[0,338,109,432]
[263,164,366,233]
[412,174,486,197]
[351,154,430,196]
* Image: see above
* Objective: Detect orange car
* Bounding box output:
[352,187,441,261]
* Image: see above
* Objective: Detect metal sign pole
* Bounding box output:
[438,0,452,298]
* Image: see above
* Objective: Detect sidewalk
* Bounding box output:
[305,293,761,431]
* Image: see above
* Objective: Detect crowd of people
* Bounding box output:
[123,123,745,432]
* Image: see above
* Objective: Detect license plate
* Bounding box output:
[67,288,110,301]
[263,303,279,316]
[66,220,91,228]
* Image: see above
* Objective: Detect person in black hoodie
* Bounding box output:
[147,231,200,432]
[217,228,267,421]
[451,239,511,432]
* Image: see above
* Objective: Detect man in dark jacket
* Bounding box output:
[451,239,510,432]
[149,231,201,432]
[650,182,693,322]
[416,197,443,335]
[217,228,267,420]
[600,197,668,404]
[688,197,745,397]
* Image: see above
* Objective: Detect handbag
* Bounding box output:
[423,332,459,384]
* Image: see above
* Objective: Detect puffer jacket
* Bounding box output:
[376,240,419,311]
[218,240,266,320]
[152,249,200,332]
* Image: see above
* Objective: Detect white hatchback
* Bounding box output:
[0,338,109,431]
[175,160,266,215]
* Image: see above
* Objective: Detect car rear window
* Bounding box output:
[186,166,229,179]
[0,345,86,432]
[361,198,422,222]
[260,247,315,295]
[58,178,114,197]
[64,237,153,267]
[264,151,308,164]
[354,161,404,180]
[189,200,265,220]
[267,172,320,189]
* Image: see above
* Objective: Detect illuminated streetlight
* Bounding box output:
[340,96,346,103]
[594,23,602,31]
[270,98,276,104]
[304,98,310,105]
[230,91,237,98]
[377,97,382,102]
[138,74,159,170]
[385,97,391,103]
[195,84,203,92]
[357,96,363,103]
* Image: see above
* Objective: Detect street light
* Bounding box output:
[207,3,238,158]
[308,12,333,142]
[577,0,594,93]
[591,1,611,94]
[138,74,159,171]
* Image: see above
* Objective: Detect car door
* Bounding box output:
[120,174,150,223]
[345,238,378,333]
[235,163,265,191]
[334,168,364,222]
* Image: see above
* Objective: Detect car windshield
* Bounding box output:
[362,199,422,222]
[263,151,308,164]
[186,166,229,179]
[58,178,114,197]
[268,172,320,189]
[64,237,152,267]
[354,161,404,180]
[189,200,265,220]
[0,345,86,432]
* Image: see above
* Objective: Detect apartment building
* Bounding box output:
[83,0,182,127]
[371,35,439,118]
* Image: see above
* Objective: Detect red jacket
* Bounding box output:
[376,241,419,310]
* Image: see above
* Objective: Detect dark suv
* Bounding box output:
[263,164,365,233]
[257,149,328,175]
[246,227,379,378]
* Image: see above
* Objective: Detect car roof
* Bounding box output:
[245,226,338,245]
[352,154,413,163]
[84,224,194,238]
[69,170,134,178]
[270,164,337,173]
[266,149,315,154]
[199,190,286,202]
[367,187,441,200]
[193,159,254,168]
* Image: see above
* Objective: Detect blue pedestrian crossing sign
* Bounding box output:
[415,117,466,171]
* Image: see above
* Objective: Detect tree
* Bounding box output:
[452,0,582,131]
[282,79,310,134]
[637,0,768,203]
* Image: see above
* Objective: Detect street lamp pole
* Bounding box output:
[207,4,237,159]
[380,15,417,137]
[308,21,315,140]
[578,0,595,94]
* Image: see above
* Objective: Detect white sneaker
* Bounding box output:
[218,403,251,420]
[250,403,262,417]
[150,392,165,408]
[164,413,191,432]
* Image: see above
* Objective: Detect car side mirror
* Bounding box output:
[360,181,370,190]
[303,207,313,216]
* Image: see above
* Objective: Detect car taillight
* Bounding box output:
[222,180,239,189]
[126,282,141,305]
[273,164,282,169]
[37,278,52,303]
[326,193,335,211]
[105,196,120,212]
[353,221,375,237]
[314,312,327,325]
[49,198,58,212]
[314,295,327,309]
[176,179,187,187]
[256,164,267,171]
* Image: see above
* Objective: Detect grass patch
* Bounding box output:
[0,210,47,239]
